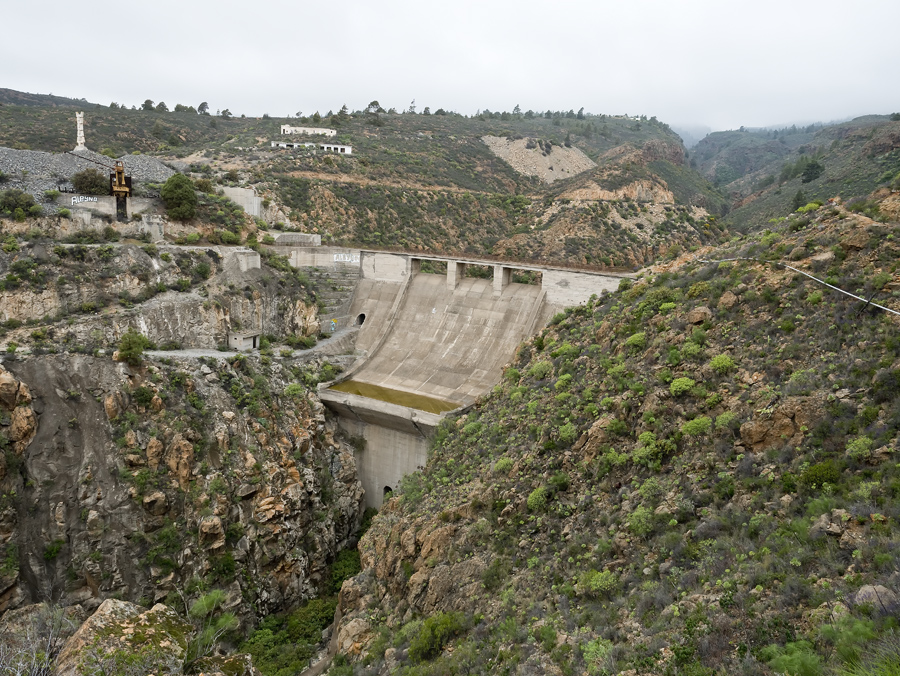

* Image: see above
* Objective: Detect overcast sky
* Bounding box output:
[4,0,898,132]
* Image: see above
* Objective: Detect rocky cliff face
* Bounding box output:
[0,352,363,625]
[0,243,320,350]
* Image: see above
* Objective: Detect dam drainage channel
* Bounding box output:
[328,380,458,415]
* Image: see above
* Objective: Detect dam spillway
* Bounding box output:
[289,248,628,508]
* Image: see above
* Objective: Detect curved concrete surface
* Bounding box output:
[348,273,550,407]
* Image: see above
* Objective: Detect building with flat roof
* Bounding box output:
[280,125,336,137]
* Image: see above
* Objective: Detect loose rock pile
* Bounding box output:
[0,146,174,207]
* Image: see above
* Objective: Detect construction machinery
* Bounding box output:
[66,152,132,221]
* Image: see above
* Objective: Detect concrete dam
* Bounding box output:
[289,248,628,508]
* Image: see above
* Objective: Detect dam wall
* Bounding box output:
[297,249,629,508]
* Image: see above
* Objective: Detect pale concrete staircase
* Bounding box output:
[306,265,360,328]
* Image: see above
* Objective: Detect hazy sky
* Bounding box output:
[4,0,898,131]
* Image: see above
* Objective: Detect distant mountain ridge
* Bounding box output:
[0,88,96,108]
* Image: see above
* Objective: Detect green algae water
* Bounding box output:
[329,380,459,414]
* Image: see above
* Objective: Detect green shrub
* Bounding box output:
[408,612,466,663]
[58,208,71,218]
[43,539,65,560]
[240,598,337,675]
[528,361,553,380]
[625,331,646,352]
[481,557,508,592]
[71,168,109,195]
[0,188,36,212]
[527,486,549,512]
[118,329,152,366]
[219,230,240,245]
[628,505,654,536]
[632,431,662,469]
[549,471,570,492]
[330,549,361,593]
[806,290,823,305]
[580,569,617,598]
[558,422,577,444]
[504,367,520,383]
[160,173,197,220]
[845,435,874,461]
[801,460,841,489]
[13,207,25,222]
[670,377,696,397]
[494,457,513,474]
[554,373,573,391]
[759,641,822,676]
[682,342,702,359]
[132,386,155,407]
[715,411,737,431]
[681,416,712,436]
[687,281,710,298]
[710,354,735,374]
[284,383,305,398]
[583,638,614,674]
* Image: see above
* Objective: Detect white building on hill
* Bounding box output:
[280,125,336,137]
[271,141,352,155]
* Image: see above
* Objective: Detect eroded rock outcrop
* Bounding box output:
[0,353,364,625]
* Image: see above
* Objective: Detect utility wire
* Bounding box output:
[697,256,900,318]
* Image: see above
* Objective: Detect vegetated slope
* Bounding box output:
[698,116,900,234]
[255,117,726,267]
[691,125,824,188]
[332,192,900,676]
[0,88,94,109]
[488,140,730,268]
[0,92,728,267]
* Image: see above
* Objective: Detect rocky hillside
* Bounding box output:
[481,135,598,184]
[693,115,900,234]
[332,190,900,675]
[489,139,730,268]
[0,351,363,620]
[0,91,732,269]
[0,239,320,352]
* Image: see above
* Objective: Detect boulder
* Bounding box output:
[55,599,191,676]
[143,491,169,516]
[854,585,899,615]
[718,291,738,309]
[199,515,225,550]
[336,617,371,656]
[686,306,712,324]
[146,437,164,470]
[0,369,20,409]
[740,395,824,452]
[165,434,194,489]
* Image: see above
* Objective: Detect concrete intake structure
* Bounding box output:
[296,249,629,508]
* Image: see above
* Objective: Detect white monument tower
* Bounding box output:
[74,112,86,151]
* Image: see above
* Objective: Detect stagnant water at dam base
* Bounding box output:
[329,380,459,414]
